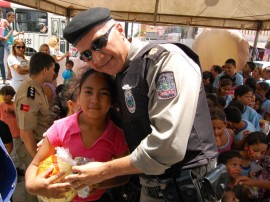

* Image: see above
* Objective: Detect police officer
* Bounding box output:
[63,8,219,202]
[14,52,55,202]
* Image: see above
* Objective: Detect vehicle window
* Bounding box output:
[15,9,48,33]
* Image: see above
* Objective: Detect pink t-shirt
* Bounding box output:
[46,111,128,201]
[0,102,20,138]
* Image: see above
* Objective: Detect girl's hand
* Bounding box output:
[215,136,222,147]
[234,176,253,186]
[29,166,72,198]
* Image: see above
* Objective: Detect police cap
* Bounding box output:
[63,7,111,45]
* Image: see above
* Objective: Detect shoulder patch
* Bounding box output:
[156,71,177,100]
[27,86,35,99]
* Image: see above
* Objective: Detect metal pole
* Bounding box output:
[125,22,129,38]
[252,21,262,61]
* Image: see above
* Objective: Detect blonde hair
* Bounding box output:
[11,39,26,59]
[48,36,59,48]
[254,66,263,75]
[39,43,49,52]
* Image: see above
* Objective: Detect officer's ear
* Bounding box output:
[115,23,125,38]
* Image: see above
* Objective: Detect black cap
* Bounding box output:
[63,7,111,45]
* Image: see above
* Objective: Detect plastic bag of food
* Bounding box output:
[37,147,90,202]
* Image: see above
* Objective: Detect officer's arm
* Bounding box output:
[20,129,37,158]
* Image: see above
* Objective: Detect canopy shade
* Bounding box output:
[7,0,270,30]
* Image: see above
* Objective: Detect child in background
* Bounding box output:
[239,131,268,177]
[39,43,50,55]
[210,107,235,153]
[221,187,239,202]
[254,93,263,114]
[255,82,270,118]
[26,69,129,201]
[234,85,261,130]
[224,106,256,149]
[217,150,246,200]
[0,86,24,174]
[64,59,76,85]
[43,63,60,106]
[217,79,233,108]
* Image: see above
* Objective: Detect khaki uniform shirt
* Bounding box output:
[15,76,50,141]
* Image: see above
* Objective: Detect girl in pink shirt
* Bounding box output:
[25,69,129,201]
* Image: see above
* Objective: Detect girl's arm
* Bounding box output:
[235,176,270,189]
[25,137,71,198]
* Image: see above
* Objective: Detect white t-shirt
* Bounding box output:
[7,55,29,92]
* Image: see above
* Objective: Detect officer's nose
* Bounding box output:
[91,51,105,67]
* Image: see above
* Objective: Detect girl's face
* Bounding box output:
[40,46,50,54]
[212,119,226,137]
[252,67,261,79]
[2,94,13,103]
[248,94,256,108]
[254,100,261,111]
[219,85,232,96]
[224,191,239,202]
[236,91,253,106]
[79,73,112,119]
[256,84,267,97]
[226,157,242,180]
[245,143,268,161]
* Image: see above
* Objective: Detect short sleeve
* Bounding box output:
[15,96,39,130]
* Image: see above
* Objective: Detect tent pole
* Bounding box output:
[153,0,159,25]
[252,21,262,61]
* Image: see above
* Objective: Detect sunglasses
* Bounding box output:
[79,24,115,62]
[16,46,25,49]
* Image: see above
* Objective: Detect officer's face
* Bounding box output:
[76,21,130,76]
[79,73,112,119]
[45,63,55,82]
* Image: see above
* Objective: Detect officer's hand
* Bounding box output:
[29,166,72,198]
[65,161,105,190]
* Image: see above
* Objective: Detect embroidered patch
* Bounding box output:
[20,104,30,112]
[27,86,35,99]
[156,71,177,100]
[149,47,158,55]
[124,89,136,113]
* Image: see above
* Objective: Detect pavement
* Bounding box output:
[12,175,25,202]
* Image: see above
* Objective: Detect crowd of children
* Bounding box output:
[204,58,270,201]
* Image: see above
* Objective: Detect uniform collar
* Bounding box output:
[26,76,44,95]
[123,38,147,70]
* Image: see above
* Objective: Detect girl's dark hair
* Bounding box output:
[224,106,242,123]
[245,77,256,92]
[219,79,232,88]
[234,85,253,98]
[0,86,15,96]
[217,150,243,165]
[79,68,116,103]
[50,80,80,121]
[244,131,269,146]
[213,65,222,74]
[210,107,226,122]
[228,99,244,113]
[256,81,270,92]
